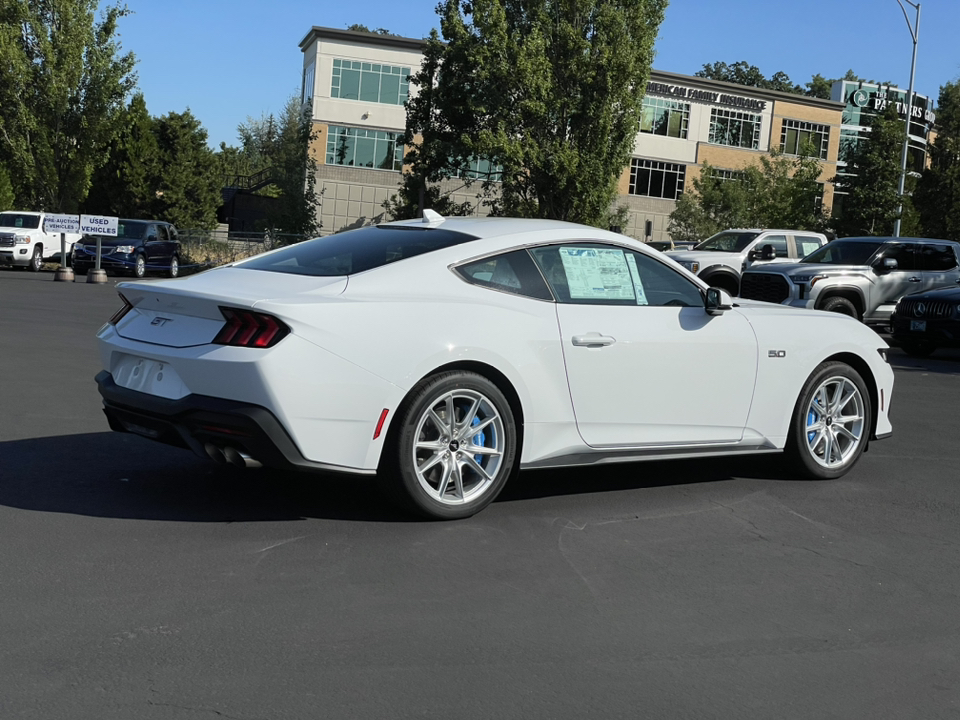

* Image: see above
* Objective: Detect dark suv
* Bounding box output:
[72,219,182,278]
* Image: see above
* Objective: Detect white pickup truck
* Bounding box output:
[0,210,82,271]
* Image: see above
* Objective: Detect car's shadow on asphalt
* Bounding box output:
[1,432,783,523]
[885,344,960,375]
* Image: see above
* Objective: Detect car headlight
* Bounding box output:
[792,274,828,287]
[115,245,135,254]
[15,236,30,244]
[679,260,700,274]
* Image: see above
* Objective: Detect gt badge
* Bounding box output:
[151,317,172,326]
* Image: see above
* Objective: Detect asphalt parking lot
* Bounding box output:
[2,269,960,719]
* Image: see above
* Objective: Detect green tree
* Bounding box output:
[229,95,321,236]
[668,149,827,243]
[83,93,159,217]
[0,1,136,211]
[832,103,905,236]
[345,23,399,36]
[152,110,221,232]
[914,81,960,240]
[0,164,14,210]
[391,0,667,226]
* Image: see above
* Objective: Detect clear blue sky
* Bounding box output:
[113,0,960,150]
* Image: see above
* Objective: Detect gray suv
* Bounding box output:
[739,236,960,326]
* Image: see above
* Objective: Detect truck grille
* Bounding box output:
[0,233,16,248]
[740,273,789,304]
[897,297,953,319]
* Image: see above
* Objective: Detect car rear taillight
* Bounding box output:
[213,307,290,348]
[108,293,134,325]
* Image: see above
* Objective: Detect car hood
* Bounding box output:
[899,285,960,301]
[665,250,742,265]
[746,262,872,277]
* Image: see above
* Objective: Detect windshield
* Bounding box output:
[694,231,759,253]
[801,240,883,265]
[0,213,40,230]
[238,224,480,277]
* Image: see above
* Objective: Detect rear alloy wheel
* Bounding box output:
[133,254,146,278]
[382,371,517,520]
[168,254,179,278]
[899,339,936,357]
[787,361,870,480]
[29,245,43,272]
[820,296,858,318]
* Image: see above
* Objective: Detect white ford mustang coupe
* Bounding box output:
[96,214,894,519]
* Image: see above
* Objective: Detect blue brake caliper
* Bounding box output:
[471,415,485,465]
[807,407,817,443]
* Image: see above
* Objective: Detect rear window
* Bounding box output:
[238,225,480,277]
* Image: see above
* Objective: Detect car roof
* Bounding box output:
[837,236,959,245]
[384,215,620,241]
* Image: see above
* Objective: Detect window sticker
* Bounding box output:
[625,254,649,305]
[558,247,635,301]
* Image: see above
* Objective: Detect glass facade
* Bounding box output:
[708,108,761,150]
[640,97,689,139]
[629,159,685,200]
[331,59,410,105]
[452,157,503,182]
[302,61,315,104]
[780,119,830,159]
[326,126,404,171]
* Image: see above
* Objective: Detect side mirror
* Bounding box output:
[747,250,759,262]
[760,243,777,261]
[705,287,734,316]
[876,257,898,273]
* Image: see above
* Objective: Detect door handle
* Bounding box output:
[908,277,922,282]
[572,333,616,347]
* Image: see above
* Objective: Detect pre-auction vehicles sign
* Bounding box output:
[44,213,81,234]
[79,214,119,236]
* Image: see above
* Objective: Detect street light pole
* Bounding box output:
[893,0,920,238]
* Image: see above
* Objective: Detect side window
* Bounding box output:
[156,225,169,242]
[758,235,788,256]
[876,243,918,271]
[145,224,159,243]
[918,244,959,271]
[530,244,702,307]
[455,249,553,301]
[795,235,824,258]
[168,226,179,243]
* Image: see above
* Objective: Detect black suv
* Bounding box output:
[72,219,182,278]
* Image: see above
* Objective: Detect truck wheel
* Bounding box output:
[705,276,739,296]
[29,245,43,272]
[168,254,179,278]
[820,296,858,319]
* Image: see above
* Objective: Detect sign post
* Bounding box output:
[79,214,119,284]
[45,213,81,282]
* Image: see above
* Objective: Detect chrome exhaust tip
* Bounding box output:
[223,446,262,469]
[204,443,226,464]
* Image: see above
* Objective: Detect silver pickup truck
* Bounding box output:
[739,236,960,326]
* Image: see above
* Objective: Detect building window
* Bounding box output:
[331,59,410,105]
[629,158,685,200]
[709,168,745,182]
[302,61,315,105]
[640,97,689,139]
[781,119,830,159]
[452,157,502,182]
[326,126,404,171]
[709,108,761,149]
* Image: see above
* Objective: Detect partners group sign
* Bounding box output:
[80,214,119,236]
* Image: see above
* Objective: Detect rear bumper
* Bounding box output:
[96,370,373,476]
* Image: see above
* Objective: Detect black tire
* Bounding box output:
[168,254,179,278]
[820,296,858,319]
[379,371,518,520]
[899,339,936,357]
[785,361,871,480]
[29,245,43,272]
[133,254,146,278]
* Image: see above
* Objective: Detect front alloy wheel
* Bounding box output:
[30,245,43,272]
[168,255,179,278]
[788,361,870,479]
[382,371,517,519]
[134,254,146,278]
